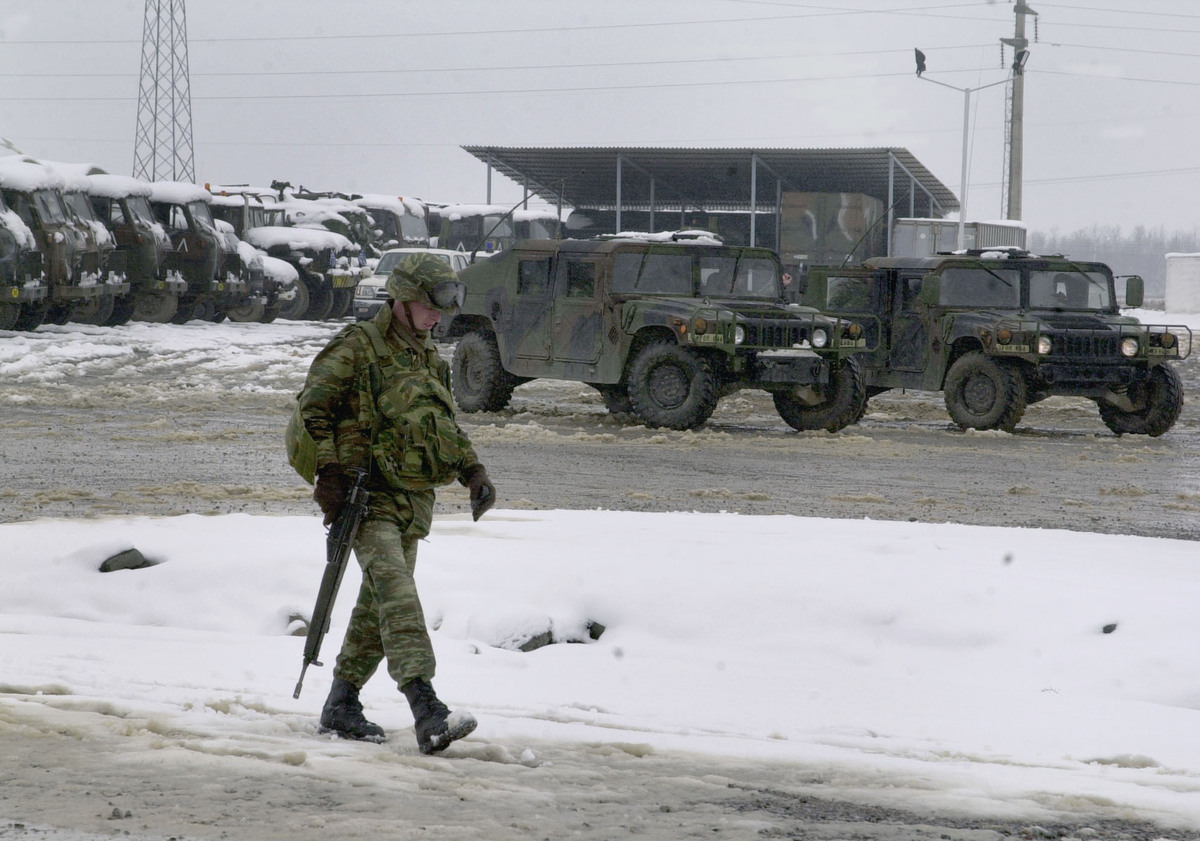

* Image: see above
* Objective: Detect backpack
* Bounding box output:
[285,322,391,486]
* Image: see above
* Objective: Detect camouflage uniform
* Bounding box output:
[298,273,482,692]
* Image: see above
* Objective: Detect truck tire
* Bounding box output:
[0,300,19,330]
[452,330,518,412]
[226,300,265,322]
[304,279,335,320]
[70,294,115,326]
[14,302,48,331]
[1097,364,1183,437]
[278,277,310,320]
[132,292,178,323]
[943,351,1027,432]
[106,294,135,326]
[627,340,719,430]
[773,357,867,433]
[330,287,355,319]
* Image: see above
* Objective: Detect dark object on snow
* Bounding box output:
[1102,623,1118,634]
[319,677,385,742]
[98,548,156,572]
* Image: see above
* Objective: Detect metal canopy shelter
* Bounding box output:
[462,145,958,253]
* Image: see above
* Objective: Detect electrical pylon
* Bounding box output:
[132,0,195,182]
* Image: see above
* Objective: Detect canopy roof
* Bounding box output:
[462,146,958,218]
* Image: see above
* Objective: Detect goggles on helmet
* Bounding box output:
[429,279,466,310]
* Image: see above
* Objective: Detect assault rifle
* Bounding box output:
[293,468,370,699]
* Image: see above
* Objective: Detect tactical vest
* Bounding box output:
[287,321,471,491]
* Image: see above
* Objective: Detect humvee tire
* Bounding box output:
[595,384,634,416]
[773,357,866,433]
[1097,364,1183,437]
[944,351,1028,432]
[452,330,518,412]
[627,340,719,430]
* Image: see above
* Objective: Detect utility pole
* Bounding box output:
[1001,2,1036,221]
[132,0,196,182]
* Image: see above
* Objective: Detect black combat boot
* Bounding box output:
[319,677,386,742]
[400,678,477,754]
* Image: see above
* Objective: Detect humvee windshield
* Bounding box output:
[939,267,1020,308]
[610,250,782,299]
[1027,269,1112,310]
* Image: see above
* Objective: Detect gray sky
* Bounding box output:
[2,0,1198,235]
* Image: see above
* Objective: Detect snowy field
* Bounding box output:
[2,310,1200,838]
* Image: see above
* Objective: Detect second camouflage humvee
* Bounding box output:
[436,235,869,432]
[803,249,1191,436]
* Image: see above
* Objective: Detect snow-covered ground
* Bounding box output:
[2,309,1200,837]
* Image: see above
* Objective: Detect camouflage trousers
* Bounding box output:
[333,488,437,690]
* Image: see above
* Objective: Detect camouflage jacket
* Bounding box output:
[298,303,481,492]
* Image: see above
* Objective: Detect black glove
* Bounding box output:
[461,465,495,522]
[314,465,350,527]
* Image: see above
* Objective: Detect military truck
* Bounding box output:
[87,173,188,323]
[803,250,1190,436]
[205,187,301,322]
[430,203,559,258]
[0,157,111,326]
[147,181,253,323]
[352,193,431,253]
[0,192,45,331]
[436,235,868,432]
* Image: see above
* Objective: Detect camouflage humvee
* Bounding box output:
[803,250,1191,436]
[436,235,868,432]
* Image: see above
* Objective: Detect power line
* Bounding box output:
[0,42,995,82]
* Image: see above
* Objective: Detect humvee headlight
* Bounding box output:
[997,328,1014,345]
[693,317,708,334]
[734,324,745,345]
[1120,337,1140,357]
[1037,335,1052,355]
[811,327,829,348]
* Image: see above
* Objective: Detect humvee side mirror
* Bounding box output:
[917,274,940,306]
[1123,275,1144,308]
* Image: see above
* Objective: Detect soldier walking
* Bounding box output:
[297,252,495,754]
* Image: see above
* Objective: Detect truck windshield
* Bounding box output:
[126,196,156,227]
[1028,269,1112,310]
[939,267,1020,308]
[33,190,69,225]
[186,200,213,226]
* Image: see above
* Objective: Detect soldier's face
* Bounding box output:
[395,298,442,331]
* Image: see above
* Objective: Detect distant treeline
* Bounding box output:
[1028,226,1200,300]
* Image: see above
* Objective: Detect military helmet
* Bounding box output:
[385,252,465,313]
